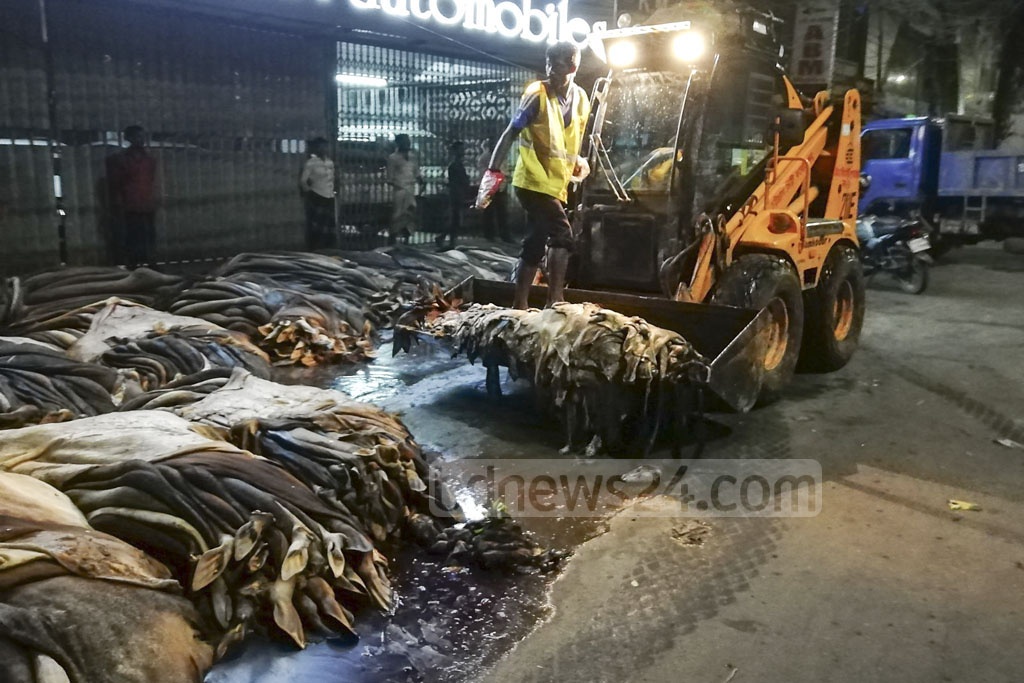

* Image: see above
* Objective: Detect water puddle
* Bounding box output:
[275,336,465,404]
[207,553,551,683]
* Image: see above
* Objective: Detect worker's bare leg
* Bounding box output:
[545,247,569,307]
[513,261,538,310]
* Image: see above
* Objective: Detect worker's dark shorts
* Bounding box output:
[515,186,574,267]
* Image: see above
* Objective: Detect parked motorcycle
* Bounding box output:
[856,215,933,294]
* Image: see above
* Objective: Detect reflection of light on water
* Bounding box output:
[333,372,378,400]
[455,490,488,521]
[332,368,401,401]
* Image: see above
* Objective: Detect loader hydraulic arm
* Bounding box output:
[682,103,834,302]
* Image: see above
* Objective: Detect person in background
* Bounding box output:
[106,125,159,266]
[299,137,337,250]
[437,139,470,250]
[479,42,591,309]
[476,136,511,242]
[386,133,421,244]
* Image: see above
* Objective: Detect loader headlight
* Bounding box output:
[672,31,706,63]
[607,40,638,68]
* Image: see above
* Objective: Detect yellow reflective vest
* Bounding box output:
[512,81,591,203]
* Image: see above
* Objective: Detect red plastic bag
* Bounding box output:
[474,169,505,210]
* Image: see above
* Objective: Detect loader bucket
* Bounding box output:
[449,278,771,413]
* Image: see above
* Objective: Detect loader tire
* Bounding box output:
[799,244,866,372]
[711,254,804,405]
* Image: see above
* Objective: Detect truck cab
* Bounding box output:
[858,117,941,215]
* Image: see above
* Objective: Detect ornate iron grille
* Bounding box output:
[1,0,329,272]
[335,41,532,247]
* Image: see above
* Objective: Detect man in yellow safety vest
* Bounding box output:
[478,42,591,309]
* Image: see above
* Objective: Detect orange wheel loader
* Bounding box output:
[455,5,865,411]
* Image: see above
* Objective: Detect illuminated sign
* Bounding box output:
[348,0,605,46]
[791,0,839,86]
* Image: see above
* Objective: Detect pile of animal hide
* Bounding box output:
[117,368,234,412]
[1,267,184,348]
[426,516,564,572]
[199,252,401,367]
[131,370,552,568]
[167,248,515,367]
[164,369,458,543]
[127,369,554,574]
[0,471,213,683]
[337,245,517,300]
[167,277,274,338]
[0,301,272,429]
[0,337,123,428]
[396,302,710,452]
[258,302,375,367]
[0,370,557,653]
[2,247,515,370]
[68,300,271,389]
[169,272,377,367]
[0,247,562,681]
[0,411,397,652]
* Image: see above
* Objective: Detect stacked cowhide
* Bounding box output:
[0,247,540,682]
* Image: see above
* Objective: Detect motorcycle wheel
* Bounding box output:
[896,255,929,294]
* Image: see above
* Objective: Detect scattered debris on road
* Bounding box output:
[947,499,983,511]
[671,520,712,546]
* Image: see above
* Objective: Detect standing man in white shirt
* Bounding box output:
[386,133,422,244]
[300,137,337,250]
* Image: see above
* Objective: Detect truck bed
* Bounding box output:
[938,151,1024,197]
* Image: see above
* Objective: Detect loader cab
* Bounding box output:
[577,17,789,292]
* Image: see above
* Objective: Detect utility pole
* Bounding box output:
[875,3,883,94]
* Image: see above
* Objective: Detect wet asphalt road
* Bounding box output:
[209,243,1024,683]
[485,243,1024,683]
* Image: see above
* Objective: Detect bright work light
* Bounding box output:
[607,40,637,68]
[672,31,705,63]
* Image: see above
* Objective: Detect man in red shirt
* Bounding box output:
[106,125,158,266]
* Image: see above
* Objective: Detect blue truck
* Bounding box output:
[858,115,1024,252]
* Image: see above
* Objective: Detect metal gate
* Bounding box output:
[0,1,531,273]
[0,0,58,274]
[335,42,532,247]
[1,0,331,274]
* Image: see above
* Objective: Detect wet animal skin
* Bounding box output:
[0,471,212,683]
[397,301,709,452]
